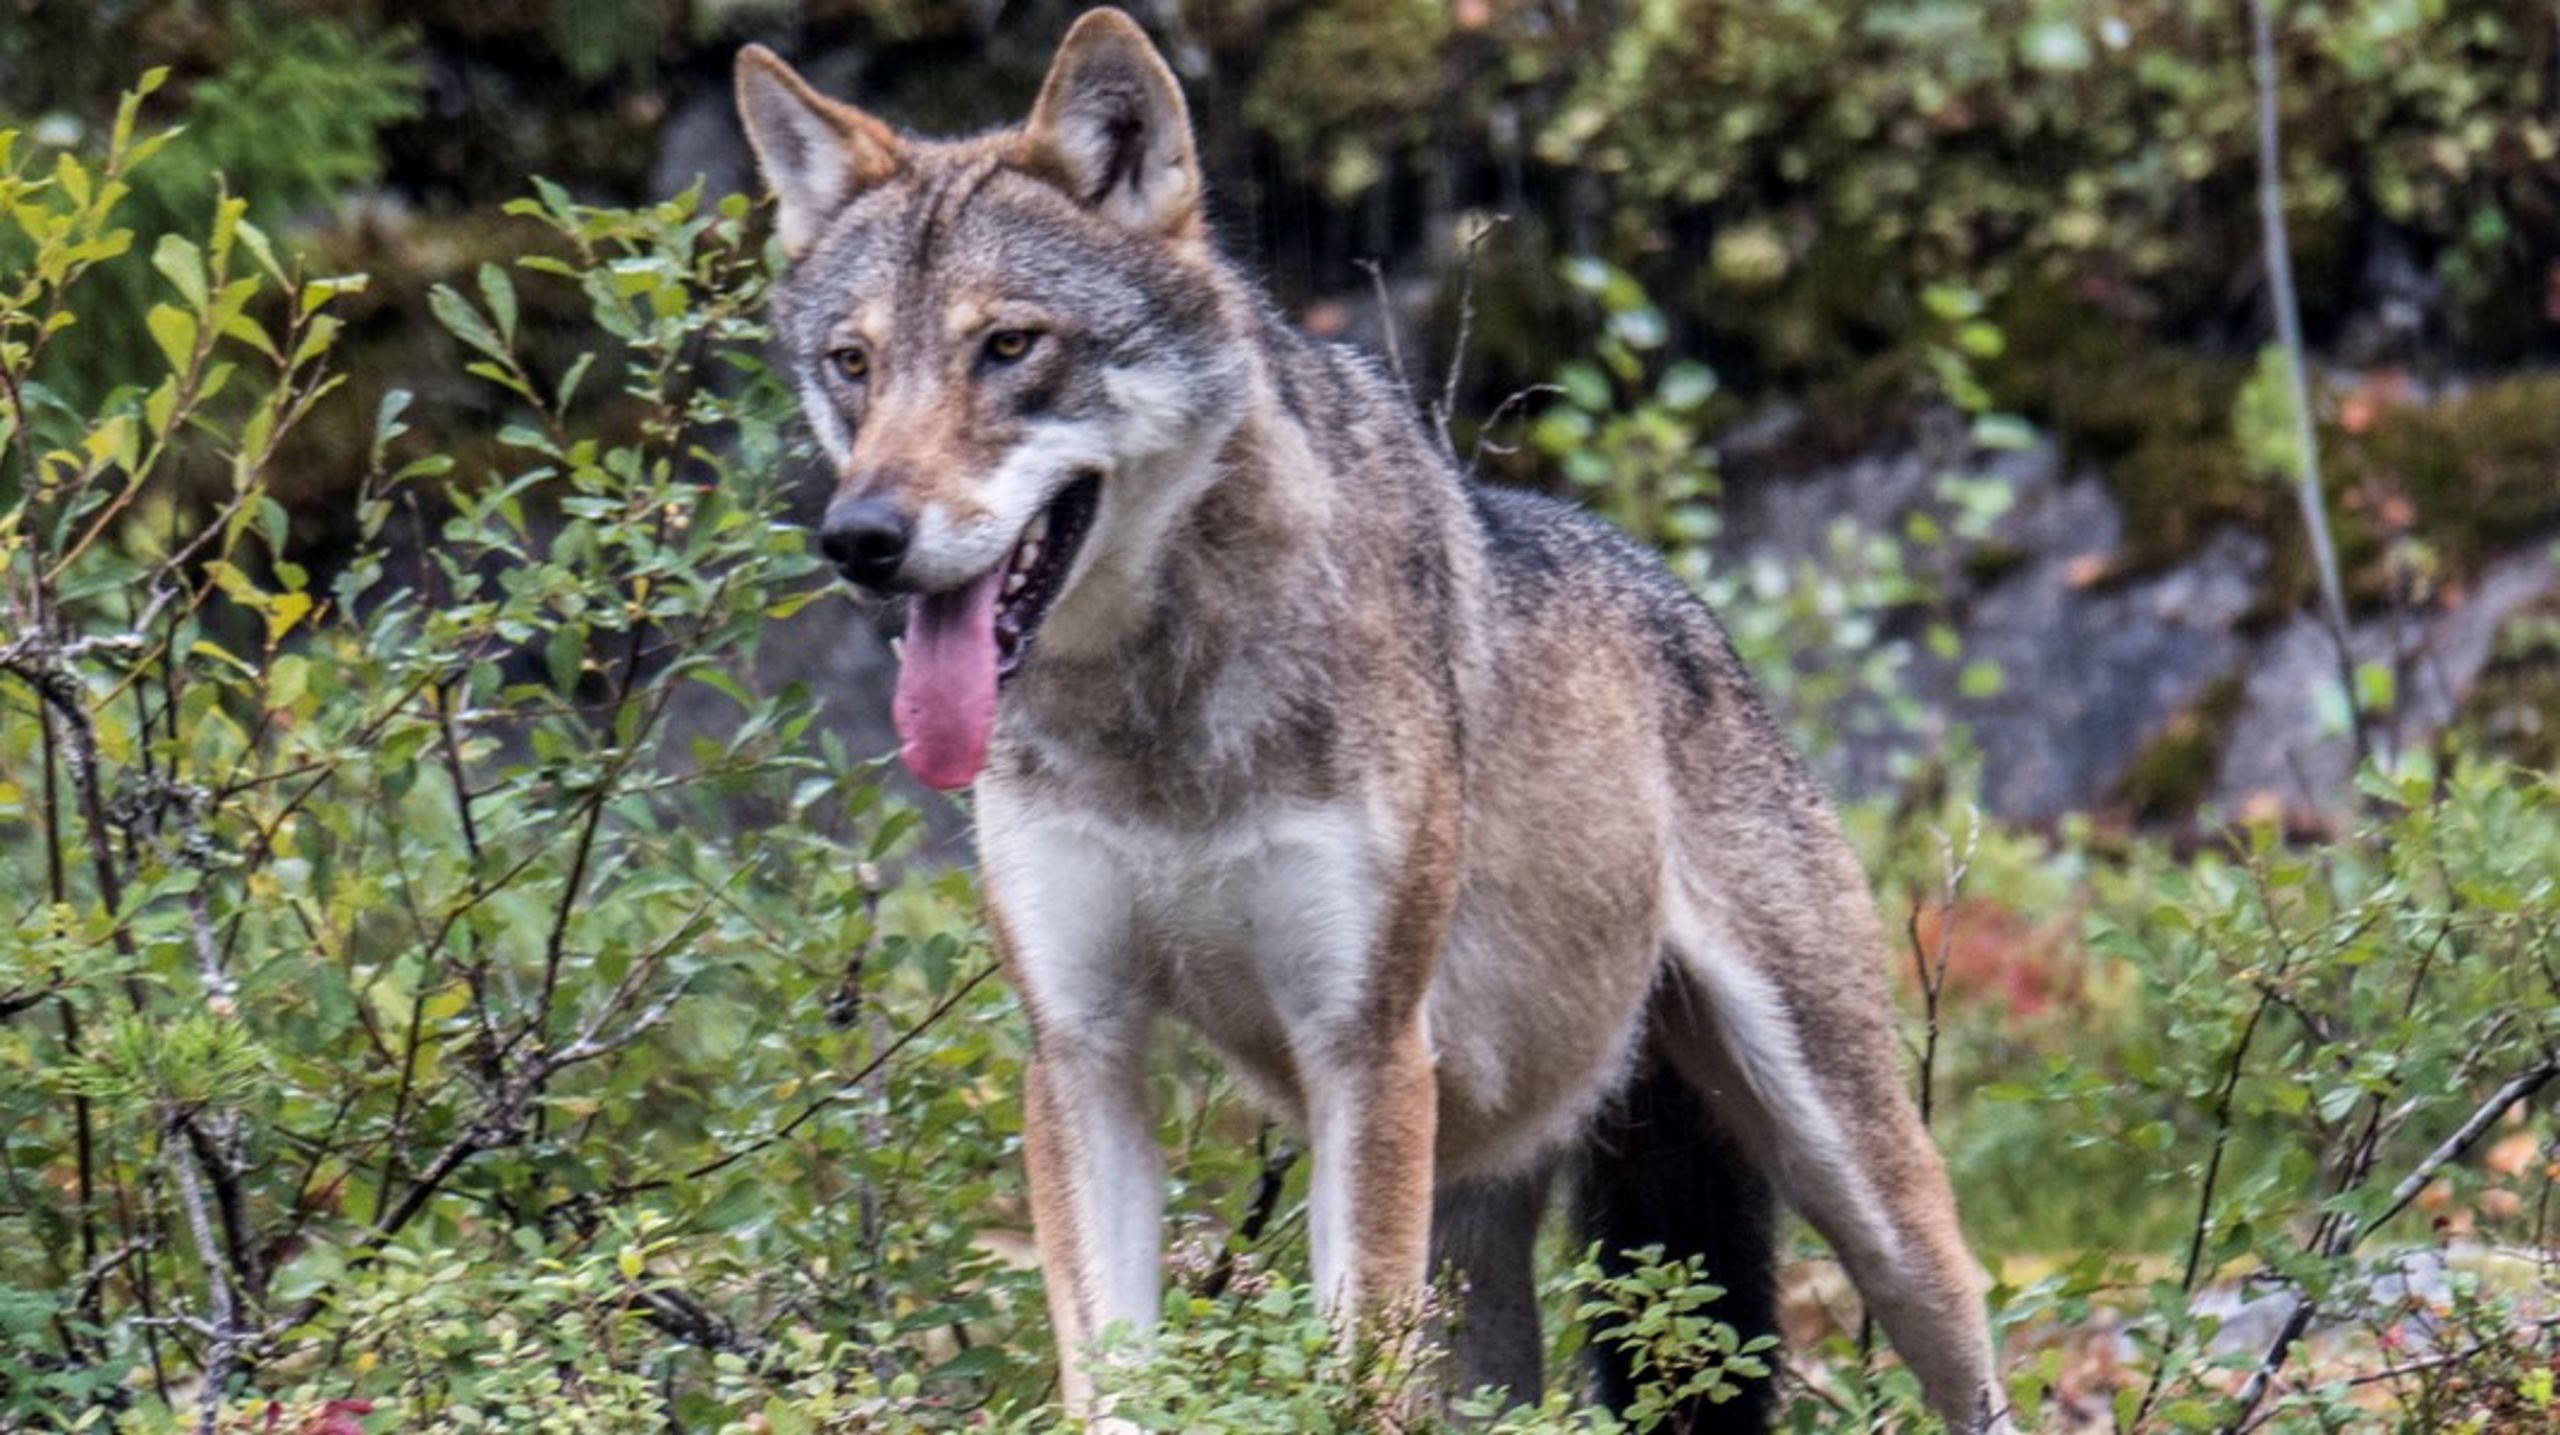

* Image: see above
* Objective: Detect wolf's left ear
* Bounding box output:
[1012,9,1201,236]
[735,45,903,259]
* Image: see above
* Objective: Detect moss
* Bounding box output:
[2466,665,2560,774]
[2459,597,2560,773]
[1678,232,1917,405]
[1244,0,1452,172]
[1993,286,2560,637]
[1991,292,2280,571]
[2110,673,2248,824]
[1962,542,2032,589]
[2334,375,2560,581]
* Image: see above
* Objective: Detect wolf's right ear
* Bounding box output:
[1012,9,1201,237]
[734,45,901,259]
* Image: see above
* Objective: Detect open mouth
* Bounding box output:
[992,471,1101,679]
[888,470,1101,792]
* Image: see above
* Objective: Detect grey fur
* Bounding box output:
[743,11,2008,1430]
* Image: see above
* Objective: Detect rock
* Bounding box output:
[649,88,756,206]
[1722,401,2560,824]
[2216,547,2560,818]
[1948,524,2264,823]
[1721,410,2269,822]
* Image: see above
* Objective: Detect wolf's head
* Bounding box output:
[738,9,1244,790]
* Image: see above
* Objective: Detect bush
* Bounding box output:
[0,85,1032,1430]
[1540,0,2556,363]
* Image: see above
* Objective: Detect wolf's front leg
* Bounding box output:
[1022,1038,1162,1417]
[1305,1017,1438,1315]
[980,807,1159,1422]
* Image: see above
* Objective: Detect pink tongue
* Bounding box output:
[892,569,1004,790]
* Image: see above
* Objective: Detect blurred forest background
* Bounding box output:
[3,0,2559,1430]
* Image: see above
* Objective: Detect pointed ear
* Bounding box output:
[734,44,902,258]
[1011,9,1201,235]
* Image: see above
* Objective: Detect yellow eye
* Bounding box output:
[828,346,868,382]
[985,329,1036,364]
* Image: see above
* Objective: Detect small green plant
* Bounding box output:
[1572,1246,1777,1432]
[1086,1268,1445,1431]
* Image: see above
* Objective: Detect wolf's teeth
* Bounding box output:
[1016,541,1042,571]
[889,636,905,660]
[1004,571,1027,597]
[1027,510,1050,544]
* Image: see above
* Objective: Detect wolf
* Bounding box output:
[736,11,2007,1430]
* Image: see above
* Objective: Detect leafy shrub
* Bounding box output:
[1541,0,2556,360]
[0,82,1028,1431]
[1572,1245,1776,1430]
[0,8,422,405]
[1983,758,2560,1429]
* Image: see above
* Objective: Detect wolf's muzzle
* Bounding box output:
[819,495,912,591]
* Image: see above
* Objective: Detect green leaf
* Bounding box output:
[1558,359,1611,413]
[144,304,196,373]
[1972,412,2037,451]
[2024,18,2093,72]
[2354,660,2395,715]
[479,261,518,345]
[232,217,285,284]
[2233,345,2305,481]
[373,389,414,463]
[297,273,369,318]
[1656,360,1717,411]
[151,234,206,308]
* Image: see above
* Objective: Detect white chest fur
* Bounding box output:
[975,787,1396,1113]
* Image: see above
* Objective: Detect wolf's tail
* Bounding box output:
[1573,1057,1780,1433]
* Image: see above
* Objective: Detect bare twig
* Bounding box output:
[2350,1061,2557,1250]
[2248,0,2366,768]
[1466,383,1565,475]
[1355,257,1416,405]
[2216,1059,2560,1433]
[1431,214,1509,459]
[165,1117,242,1435]
[676,962,1000,1188]
[1907,811,1978,1129]
[2132,957,2285,1427]
[1201,1124,1301,1300]
[2336,1312,2560,1392]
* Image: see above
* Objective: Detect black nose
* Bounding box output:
[819,497,912,589]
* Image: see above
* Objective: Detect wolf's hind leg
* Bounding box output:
[1655,914,2005,1433]
[1429,1167,1551,1411]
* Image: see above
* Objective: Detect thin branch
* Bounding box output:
[2351,1061,2557,1250]
[1355,258,1415,405]
[165,1116,243,1435]
[1465,383,1565,475]
[677,962,1000,1187]
[1431,213,1509,459]
[1907,811,1977,1130]
[2131,980,2278,1429]
[2337,1313,2560,1392]
[2216,1059,2560,1433]
[2249,0,2366,769]
[1201,1124,1300,1299]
